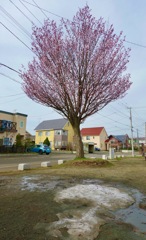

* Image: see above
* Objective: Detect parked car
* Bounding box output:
[95,147,100,151]
[27,144,51,155]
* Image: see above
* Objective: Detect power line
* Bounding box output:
[109,125,130,132]
[97,112,130,128]
[85,105,131,132]
[1,0,145,59]
[0,72,21,84]
[2,0,144,54]
[0,10,30,36]
[0,1,145,133]
[0,22,32,52]
[118,103,146,134]
[118,103,146,129]
[32,0,48,18]
[21,0,49,12]
[0,4,31,38]
[109,104,129,118]
[21,0,68,20]
[0,92,24,98]
[0,63,21,74]
[19,0,43,25]
[21,0,146,50]
[97,105,144,136]
[132,108,146,123]
[132,106,146,109]
[0,96,26,105]
[9,0,34,25]
[125,40,146,49]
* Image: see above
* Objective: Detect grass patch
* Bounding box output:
[53,158,113,168]
[36,156,146,194]
[70,158,112,167]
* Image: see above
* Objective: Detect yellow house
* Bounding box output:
[35,118,74,150]
[80,127,108,151]
[0,110,27,146]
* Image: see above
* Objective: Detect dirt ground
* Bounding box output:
[0,156,146,240]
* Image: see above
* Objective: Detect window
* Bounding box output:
[46,131,50,136]
[1,120,12,130]
[20,121,24,128]
[86,136,90,140]
[62,141,67,146]
[3,138,13,146]
[62,130,67,135]
[55,130,61,135]
[55,141,61,147]
[38,131,43,136]
[3,138,9,146]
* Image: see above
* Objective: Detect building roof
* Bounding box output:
[0,110,27,117]
[80,127,104,136]
[105,134,129,144]
[35,118,68,131]
[105,135,121,143]
[105,138,110,143]
[114,135,129,143]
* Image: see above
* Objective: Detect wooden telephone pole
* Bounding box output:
[128,107,134,157]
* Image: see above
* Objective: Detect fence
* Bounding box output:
[0,146,26,153]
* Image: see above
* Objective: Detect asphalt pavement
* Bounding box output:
[0,151,136,172]
[0,152,75,172]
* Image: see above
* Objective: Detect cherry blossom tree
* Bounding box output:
[20,5,132,158]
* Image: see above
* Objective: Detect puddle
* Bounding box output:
[115,189,146,233]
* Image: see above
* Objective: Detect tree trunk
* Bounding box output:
[73,123,84,158]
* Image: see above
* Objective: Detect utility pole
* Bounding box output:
[145,122,146,144]
[128,107,134,157]
[137,129,139,148]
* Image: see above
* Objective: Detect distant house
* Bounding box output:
[131,137,145,146]
[105,134,130,150]
[138,137,146,145]
[0,110,27,146]
[35,118,74,150]
[80,127,108,152]
[25,131,35,143]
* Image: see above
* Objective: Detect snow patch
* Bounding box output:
[20,176,58,191]
[55,184,134,209]
[49,184,134,239]
[47,207,104,240]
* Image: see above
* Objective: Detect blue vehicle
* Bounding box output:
[27,144,51,155]
[95,147,100,151]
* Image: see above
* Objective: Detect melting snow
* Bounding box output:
[48,184,134,239]
[20,176,136,239]
[55,184,134,209]
[20,175,58,191]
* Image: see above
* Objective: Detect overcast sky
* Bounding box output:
[0,0,146,138]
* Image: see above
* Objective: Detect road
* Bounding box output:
[0,151,135,172]
[0,152,76,172]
